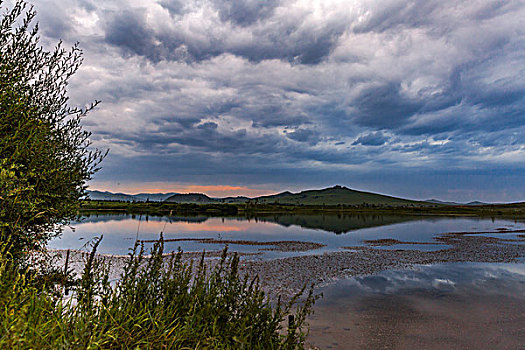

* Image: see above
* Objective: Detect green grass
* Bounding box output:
[80,198,525,221]
[81,200,240,215]
[0,239,316,349]
[253,185,429,206]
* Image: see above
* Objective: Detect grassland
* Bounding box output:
[80,199,525,220]
[0,239,316,349]
[82,185,525,220]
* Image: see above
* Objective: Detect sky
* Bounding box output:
[16,0,525,202]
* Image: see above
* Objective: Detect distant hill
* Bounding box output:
[88,186,435,206]
[219,196,250,204]
[164,193,217,204]
[251,185,428,206]
[465,201,488,206]
[425,199,489,206]
[86,190,177,202]
[426,199,459,205]
[87,190,137,202]
[132,193,178,202]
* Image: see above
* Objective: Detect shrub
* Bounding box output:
[0,0,104,260]
[0,238,316,349]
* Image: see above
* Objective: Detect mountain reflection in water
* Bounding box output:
[79,213,420,234]
[49,213,525,258]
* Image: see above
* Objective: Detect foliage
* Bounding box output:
[0,239,316,349]
[82,198,525,221]
[0,2,316,348]
[0,0,104,258]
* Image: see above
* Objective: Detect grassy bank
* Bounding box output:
[0,239,315,349]
[80,200,525,220]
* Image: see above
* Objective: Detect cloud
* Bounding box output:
[213,0,281,27]
[95,0,348,64]
[352,132,389,146]
[18,0,525,201]
[158,0,186,16]
[285,128,319,144]
[350,82,425,129]
[104,9,160,59]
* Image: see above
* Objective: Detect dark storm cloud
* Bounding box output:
[105,10,159,59]
[108,119,286,155]
[284,128,319,144]
[213,0,281,27]
[351,83,425,129]
[352,132,389,146]
[99,0,346,64]
[158,0,186,16]
[23,0,525,201]
[235,15,348,64]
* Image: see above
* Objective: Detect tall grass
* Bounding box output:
[0,237,316,349]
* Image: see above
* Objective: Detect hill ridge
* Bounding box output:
[251,185,426,206]
[88,186,434,206]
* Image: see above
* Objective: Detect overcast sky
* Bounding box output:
[19,0,525,201]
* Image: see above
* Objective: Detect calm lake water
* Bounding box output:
[307,262,525,349]
[49,213,525,259]
[49,213,525,348]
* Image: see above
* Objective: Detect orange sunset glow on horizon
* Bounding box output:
[89,182,279,198]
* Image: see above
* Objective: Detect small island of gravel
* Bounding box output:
[49,228,525,301]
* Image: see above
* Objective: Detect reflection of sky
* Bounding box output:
[49,215,525,258]
[318,263,525,305]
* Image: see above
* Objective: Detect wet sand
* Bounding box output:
[139,237,326,252]
[48,232,525,299]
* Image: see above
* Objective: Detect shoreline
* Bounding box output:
[241,234,525,299]
[48,231,525,300]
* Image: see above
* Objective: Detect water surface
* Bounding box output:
[49,214,525,258]
[48,214,525,348]
[307,263,525,349]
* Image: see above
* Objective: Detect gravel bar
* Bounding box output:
[48,233,525,300]
[240,235,525,300]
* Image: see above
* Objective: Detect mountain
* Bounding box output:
[88,186,433,206]
[425,199,459,205]
[132,193,178,202]
[86,190,177,202]
[86,190,137,202]
[164,193,217,204]
[251,185,428,206]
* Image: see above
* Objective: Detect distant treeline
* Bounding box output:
[81,200,525,219]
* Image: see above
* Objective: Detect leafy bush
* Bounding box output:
[0,238,316,349]
[0,0,104,259]
[0,3,316,347]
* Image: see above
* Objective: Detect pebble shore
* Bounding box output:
[48,232,525,300]
[240,234,525,299]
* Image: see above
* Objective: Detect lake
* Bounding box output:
[49,213,525,349]
[49,213,525,259]
[307,262,525,349]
